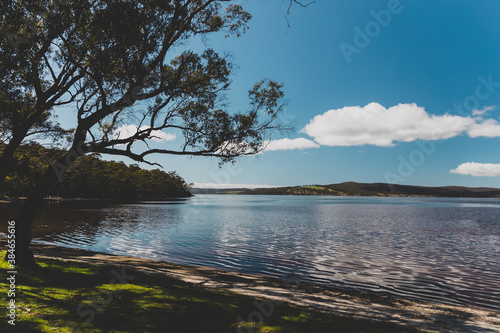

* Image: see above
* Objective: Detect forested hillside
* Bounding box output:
[1,143,191,200]
[241,182,500,198]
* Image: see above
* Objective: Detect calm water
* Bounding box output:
[2,195,500,311]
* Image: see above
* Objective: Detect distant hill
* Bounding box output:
[235,182,500,198]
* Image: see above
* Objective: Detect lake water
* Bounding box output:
[2,195,500,312]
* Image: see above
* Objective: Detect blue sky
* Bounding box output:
[58,0,500,188]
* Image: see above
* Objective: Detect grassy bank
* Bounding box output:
[0,251,423,333]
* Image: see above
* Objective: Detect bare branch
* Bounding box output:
[286,0,315,28]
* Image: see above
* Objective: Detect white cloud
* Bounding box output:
[468,119,500,138]
[113,125,176,143]
[264,138,320,151]
[450,162,500,177]
[472,106,496,116]
[300,103,500,147]
[215,138,319,155]
[215,141,258,155]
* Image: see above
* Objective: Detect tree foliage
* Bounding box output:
[0,88,68,144]
[3,143,191,199]
[1,0,285,165]
[0,0,293,265]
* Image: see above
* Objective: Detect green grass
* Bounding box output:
[1,251,423,333]
[302,186,326,191]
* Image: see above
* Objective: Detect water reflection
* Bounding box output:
[1,195,499,311]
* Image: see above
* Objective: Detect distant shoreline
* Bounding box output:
[0,196,192,204]
[194,181,500,198]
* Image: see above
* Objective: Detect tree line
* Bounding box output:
[1,143,191,200]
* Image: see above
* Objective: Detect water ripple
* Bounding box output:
[2,195,497,312]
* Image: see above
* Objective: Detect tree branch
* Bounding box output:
[286,0,315,27]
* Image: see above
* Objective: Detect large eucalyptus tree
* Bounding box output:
[0,0,316,266]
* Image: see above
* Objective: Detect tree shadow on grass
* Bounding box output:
[2,256,425,333]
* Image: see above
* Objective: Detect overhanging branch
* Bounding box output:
[286,0,315,27]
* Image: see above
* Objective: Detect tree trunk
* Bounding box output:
[0,110,49,193]
[0,131,28,194]
[0,107,49,193]
[6,142,86,267]
[12,190,44,267]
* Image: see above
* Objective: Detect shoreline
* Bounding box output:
[10,241,500,333]
[218,182,500,199]
[0,195,192,204]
